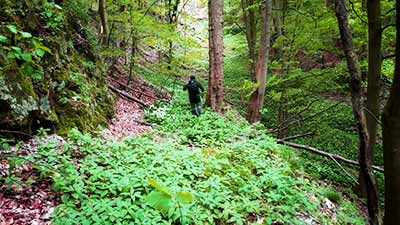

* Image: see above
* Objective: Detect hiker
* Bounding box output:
[183,75,204,116]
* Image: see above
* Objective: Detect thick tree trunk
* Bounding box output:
[383,1,400,224]
[333,1,381,224]
[241,0,257,78]
[206,0,224,113]
[246,0,272,123]
[99,0,109,45]
[361,0,382,195]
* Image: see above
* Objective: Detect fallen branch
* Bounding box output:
[0,130,33,138]
[280,132,315,141]
[108,85,149,108]
[277,140,384,173]
[111,78,162,100]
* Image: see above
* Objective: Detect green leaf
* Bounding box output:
[20,31,32,38]
[45,12,53,18]
[147,178,172,196]
[144,190,172,214]
[21,53,32,62]
[0,35,9,43]
[7,52,16,59]
[31,72,43,79]
[176,191,193,204]
[23,64,34,74]
[11,46,22,54]
[2,143,9,150]
[35,49,45,57]
[6,25,18,34]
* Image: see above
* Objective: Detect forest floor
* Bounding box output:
[0,64,160,225]
[0,65,368,224]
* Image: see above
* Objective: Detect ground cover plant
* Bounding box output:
[21,90,366,225]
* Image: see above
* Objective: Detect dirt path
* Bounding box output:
[102,61,161,139]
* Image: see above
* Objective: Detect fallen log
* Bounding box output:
[277,140,384,173]
[108,85,148,108]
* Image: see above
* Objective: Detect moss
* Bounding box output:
[0,71,39,126]
[0,0,116,135]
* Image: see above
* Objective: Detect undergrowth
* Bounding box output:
[24,89,367,224]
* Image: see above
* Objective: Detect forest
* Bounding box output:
[0,0,399,224]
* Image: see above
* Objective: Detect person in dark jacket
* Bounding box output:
[183,75,204,116]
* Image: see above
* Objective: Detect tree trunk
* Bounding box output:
[246,0,272,123]
[99,0,109,45]
[361,0,382,195]
[333,1,381,224]
[206,0,224,113]
[383,1,400,224]
[241,0,257,78]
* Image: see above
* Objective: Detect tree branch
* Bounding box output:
[277,140,384,173]
[280,132,315,141]
[348,0,368,25]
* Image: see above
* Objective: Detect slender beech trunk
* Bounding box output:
[366,0,382,130]
[333,1,381,224]
[361,0,382,195]
[166,0,180,72]
[246,0,272,123]
[206,0,224,112]
[383,1,400,224]
[99,0,109,45]
[241,0,257,78]
[274,0,289,138]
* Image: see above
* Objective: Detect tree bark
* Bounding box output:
[99,0,109,45]
[366,0,382,162]
[333,0,381,224]
[206,0,224,113]
[246,0,272,123]
[362,0,382,195]
[241,0,257,78]
[383,1,400,224]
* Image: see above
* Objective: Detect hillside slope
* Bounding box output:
[26,88,367,224]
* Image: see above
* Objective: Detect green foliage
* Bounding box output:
[38,1,64,30]
[0,24,51,79]
[322,187,341,204]
[20,90,366,224]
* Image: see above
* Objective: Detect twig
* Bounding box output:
[277,140,384,173]
[269,101,343,134]
[329,154,359,184]
[348,0,367,25]
[363,106,382,126]
[381,23,395,33]
[275,100,319,129]
[382,54,395,61]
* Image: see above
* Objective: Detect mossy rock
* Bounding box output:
[0,0,116,137]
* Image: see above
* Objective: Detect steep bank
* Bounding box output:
[0,1,115,137]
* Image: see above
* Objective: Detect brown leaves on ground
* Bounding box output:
[0,135,64,225]
[103,61,160,139]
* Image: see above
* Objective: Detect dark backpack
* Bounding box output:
[187,80,200,95]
